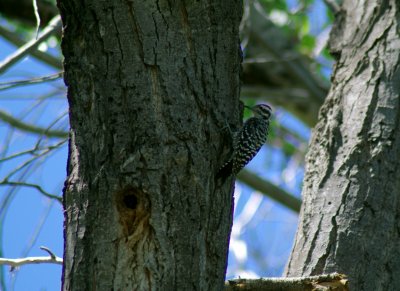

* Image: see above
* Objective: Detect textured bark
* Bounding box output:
[59,1,242,290]
[286,1,400,290]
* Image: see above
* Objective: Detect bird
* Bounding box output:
[217,104,272,181]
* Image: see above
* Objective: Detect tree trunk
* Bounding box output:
[58,1,242,290]
[285,1,400,290]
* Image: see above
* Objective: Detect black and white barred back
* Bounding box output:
[217,104,272,180]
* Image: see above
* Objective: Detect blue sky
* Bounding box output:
[1,36,66,290]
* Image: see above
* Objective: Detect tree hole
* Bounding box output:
[123,193,138,209]
[116,187,141,211]
[115,186,150,237]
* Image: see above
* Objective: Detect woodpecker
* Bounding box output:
[217,104,272,180]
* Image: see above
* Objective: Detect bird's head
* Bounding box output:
[245,104,272,119]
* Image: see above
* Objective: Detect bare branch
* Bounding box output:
[0,72,63,91]
[1,139,67,186]
[249,4,326,104]
[0,0,59,26]
[0,255,62,267]
[0,110,68,138]
[0,181,62,203]
[0,15,61,75]
[39,246,56,259]
[0,139,67,163]
[237,169,302,213]
[0,25,62,69]
[225,273,348,291]
[32,0,41,38]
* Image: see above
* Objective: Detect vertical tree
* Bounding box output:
[286,1,400,289]
[58,1,242,290]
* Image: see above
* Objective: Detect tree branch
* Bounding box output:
[0,110,68,138]
[0,15,61,75]
[0,140,66,163]
[0,247,62,267]
[32,0,41,38]
[0,0,59,26]
[0,256,62,267]
[237,169,302,213]
[0,72,63,91]
[225,273,348,291]
[39,246,57,259]
[248,11,326,104]
[241,3,329,127]
[0,25,62,69]
[0,180,62,203]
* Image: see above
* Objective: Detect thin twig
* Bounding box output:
[2,139,66,182]
[39,246,57,259]
[0,72,63,91]
[0,25,62,69]
[0,139,67,163]
[0,15,62,75]
[32,0,41,38]
[0,159,40,289]
[0,181,62,203]
[0,110,68,138]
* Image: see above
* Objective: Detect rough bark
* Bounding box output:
[58,1,242,290]
[286,1,400,290]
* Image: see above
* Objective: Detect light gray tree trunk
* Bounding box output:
[285,1,400,290]
[58,1,242,290]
